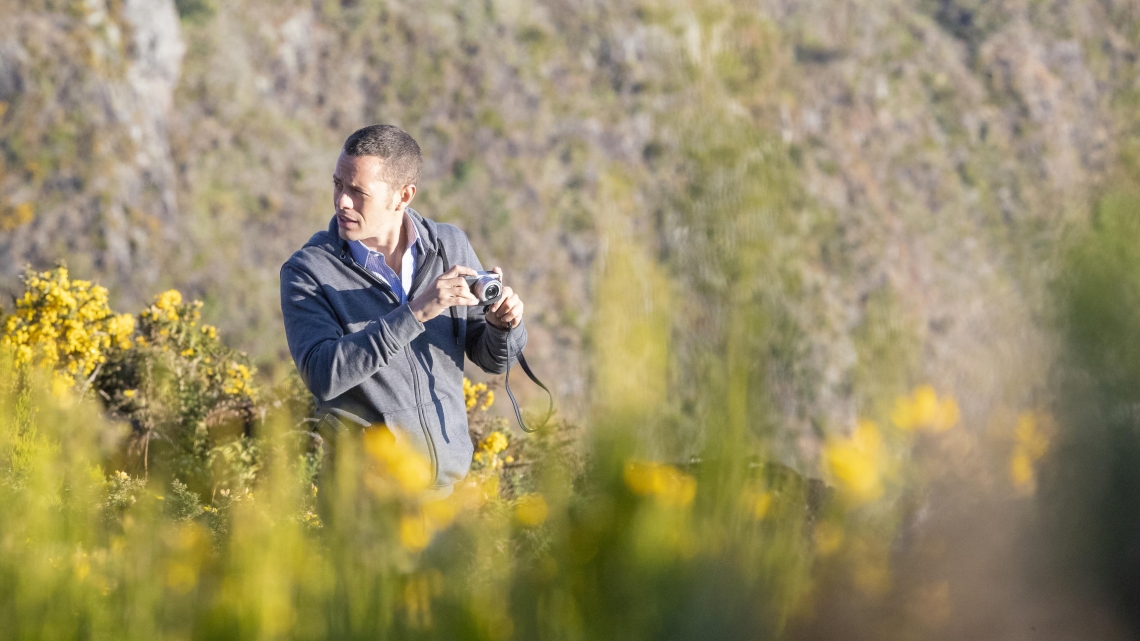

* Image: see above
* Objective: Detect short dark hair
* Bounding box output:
[342,124,423,186]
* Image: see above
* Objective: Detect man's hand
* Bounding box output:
[409,265,481,324]
[485,267,524,329]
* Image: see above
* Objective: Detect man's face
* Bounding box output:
[332,153,406,242]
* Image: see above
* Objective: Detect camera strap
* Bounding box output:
[437,238,553,432]
[504,326,554,433]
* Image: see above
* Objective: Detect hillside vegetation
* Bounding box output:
[5,0,1140,460]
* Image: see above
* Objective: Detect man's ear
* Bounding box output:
[400,183,417,209]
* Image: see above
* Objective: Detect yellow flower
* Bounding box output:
[514,494,549,526]
[400,513,431,551]
[463,377,491,411]
[364,427,432,494]
[1010,412,1051,495]
[154,289,182,321]
[123,389,136,398]
[890,385,960,433]
[478,431,509,455]
[740,487,772,520]
[623,460,697,507]
[222,362,256,397]
[825,420,888,505]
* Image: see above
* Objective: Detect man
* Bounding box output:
[280,124,527,498]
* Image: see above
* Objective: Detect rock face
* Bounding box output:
[0,0,184,304]
[2,0,1139,465]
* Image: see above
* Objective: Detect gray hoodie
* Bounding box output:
[279,209,527,494]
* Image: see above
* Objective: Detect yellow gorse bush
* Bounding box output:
[135,288,259,403]
[0,265,134,391]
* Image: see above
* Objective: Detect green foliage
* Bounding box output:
[165,478,205,522]
[1058,191,1140,397]
[1046,190,1140,625]
[102,470,147,525]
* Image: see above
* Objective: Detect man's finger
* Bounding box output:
[496,296,519,317]
[497,298,519,321]
[501,303,523,327]
[440,265,478,279]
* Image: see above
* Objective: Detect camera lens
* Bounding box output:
[472,276,502,302]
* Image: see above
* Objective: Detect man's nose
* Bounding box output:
[335,190,353,211]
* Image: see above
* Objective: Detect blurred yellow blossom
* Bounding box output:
[825,419,888,505]
[740,487,773,520]
[364,427,432,494]
[623,460,697,507]
[813,521,845,556]
[890,385,960,433]
[400,513,431,551]
[514,494,549,526]
[1010,411,1052,495]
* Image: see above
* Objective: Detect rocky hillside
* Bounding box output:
[2,0,1139,467]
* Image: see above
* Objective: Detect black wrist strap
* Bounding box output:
[505,325,554,433]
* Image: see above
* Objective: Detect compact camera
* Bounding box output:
[464,271,503,305]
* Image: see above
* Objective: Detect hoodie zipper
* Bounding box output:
[338,245,441,483]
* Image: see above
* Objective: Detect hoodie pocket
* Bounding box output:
[429,395,474,487]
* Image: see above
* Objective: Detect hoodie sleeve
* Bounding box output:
[461,241,528,375]
[280,262,425,402]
